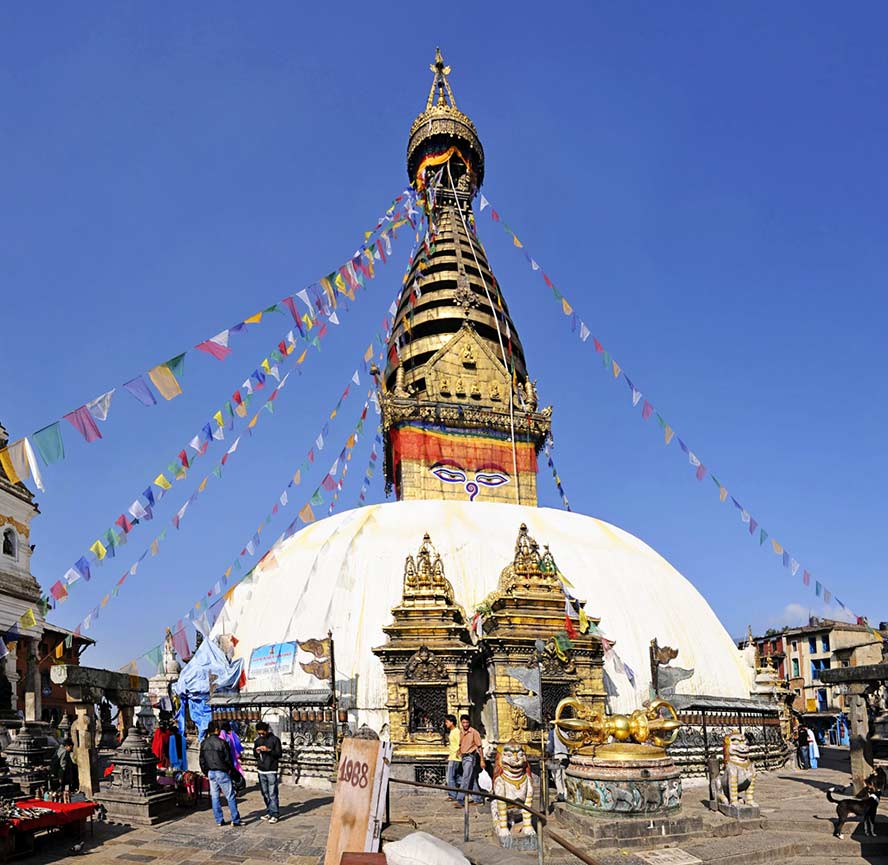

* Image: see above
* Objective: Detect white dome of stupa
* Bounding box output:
[212,500,753,726]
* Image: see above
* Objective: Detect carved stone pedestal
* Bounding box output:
[94,727,175,826]
[5,723,52,796]
[717,802,761,819]
[564,748,682,817]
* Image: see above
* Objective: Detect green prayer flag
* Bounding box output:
[212,465,223,479]
[263,304,282,315]
[146,645,163,673]
[270,349,283,363]
[165,353,186,381]
[310,489,324,506]
[759,528,768,546]
[32,423,65,465]
[234,559,242,571]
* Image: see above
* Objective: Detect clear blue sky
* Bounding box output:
[2,3,886,671]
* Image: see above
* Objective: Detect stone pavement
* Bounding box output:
[18,747,888,865]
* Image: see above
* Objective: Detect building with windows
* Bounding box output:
[750,618,886,715]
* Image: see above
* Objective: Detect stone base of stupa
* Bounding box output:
[94,788,177,827]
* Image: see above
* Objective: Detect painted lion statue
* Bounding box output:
[715,729,756,806]
[490,741,537,849]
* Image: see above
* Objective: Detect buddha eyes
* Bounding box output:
[431,466,467,484]
[475,471,509,487]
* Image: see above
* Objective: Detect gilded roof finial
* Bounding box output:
[426,47,457,111]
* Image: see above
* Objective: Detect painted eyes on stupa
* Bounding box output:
[430,465,511,500]
[431,466,467,484]
[474,471,509,488]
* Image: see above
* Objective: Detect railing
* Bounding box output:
[387,776,601,865]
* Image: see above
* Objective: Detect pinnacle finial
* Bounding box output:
[426,47,456,111]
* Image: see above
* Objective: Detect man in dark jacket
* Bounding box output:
[199,721,242,826]
[254,722,283,823]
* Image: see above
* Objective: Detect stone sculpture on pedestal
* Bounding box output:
[710,730,758,818]
[490,741,536,850]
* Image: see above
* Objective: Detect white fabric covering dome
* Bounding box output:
[211,500,753,725]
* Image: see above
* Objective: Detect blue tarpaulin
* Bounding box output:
[174,638,243,739]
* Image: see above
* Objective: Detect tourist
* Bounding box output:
[796,725,810,769]
[50,738,78,803]
[808,727,820,770]
[444,714,461,804]
[254,721,282,824]
[199,721,242,827]
[456,714,485,805]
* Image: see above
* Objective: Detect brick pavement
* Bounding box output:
[17,747,888,865]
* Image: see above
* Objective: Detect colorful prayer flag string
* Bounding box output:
[477,194,861,623]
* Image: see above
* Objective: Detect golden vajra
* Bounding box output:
[554,697,681,752]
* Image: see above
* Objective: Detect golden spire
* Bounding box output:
[426,47,457,111]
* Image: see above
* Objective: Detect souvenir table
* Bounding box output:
[0,799,96,858]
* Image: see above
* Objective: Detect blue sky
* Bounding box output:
[1,3,886,670]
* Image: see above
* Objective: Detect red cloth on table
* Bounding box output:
[0,800,96,838]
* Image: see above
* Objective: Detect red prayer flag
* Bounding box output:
[564,617,578,640]
[64,406,102,443]
[642,400,654,420]
[593,338,603,353]
[178,449,189,469]
[116,514,133,534]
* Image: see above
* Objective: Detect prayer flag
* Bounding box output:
[771,539,783,555]
[664,425,674,446]
[195,330,232,360]
[124,376,157,406]
[19,609,36,630]
[244,311,263,324]
[479,194,490,210]
[90,540,107,561]
[790,558,800,576]
[782,551,790,568]
[75,557,92,582]
[63,406,102,443]
[802,570,811,586]
[815,581,822,597]
[154,474,172,491]
[86,389,115,422]
[0,440,28,485]
[299,503,315,524]
[116,514,133,534]
[148,354,185,400]
[642,400,653,420]
[561,298,572,316]
[310,489,324,506]
[759,528,768,546]
[49,581,68,602]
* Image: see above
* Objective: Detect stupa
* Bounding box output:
[210,51,771,784]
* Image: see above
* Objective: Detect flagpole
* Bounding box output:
[328,629,340,769]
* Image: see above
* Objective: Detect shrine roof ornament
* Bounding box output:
[407,48,484,189]
[403,532,454,605]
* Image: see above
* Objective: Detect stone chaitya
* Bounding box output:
[373,533,474,780]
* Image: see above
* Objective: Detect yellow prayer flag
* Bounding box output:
[148,365,182,400]
[293,469,301,485]
[154,474,172,491]
[664,426,674,445]
[55,642,64,659]
[150,539,159,556]
[90,540,107,561]
[296,350,307,364]
[299,503,315,524]
[771,539,784,555]
[248,413,260,429]
[235,403,247,418]
[0,448,21,485]
[223,566,232,578]
[513,234,523,248]
[244,312,263,324]
[719,486,728,503]
[213,410,224,428]
[198,477,208,492]
[329,409,337,420]
[364,230,372,241]
[612,361,621,379]
[100,594,110,609]
[261,359,271,373]
[346,434,356,449]
[561,298,573,316]
[19,608,36,630]
[302,313,313,331]
[364,345,373,362]
[334,272,347,294]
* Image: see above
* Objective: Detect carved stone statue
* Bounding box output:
[470,383,481,400]
[713,730,757,811]
[491,741,536,850]
[404,646,447,682]
[523,380,538,412]
[489,381,501,402]
[462,344,476,366]
[439,377,451,396]
[455,377,465,397]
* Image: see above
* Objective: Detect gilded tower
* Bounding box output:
[382,50,552,506]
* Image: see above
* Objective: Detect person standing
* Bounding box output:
[199,722,242,827]
[444,715,461,804]
[796,725,810,770]
[220,720,245,774]
[50,739,78,803]
[457,714,485,805]
[808,727,820,769]
[254,721,283,824]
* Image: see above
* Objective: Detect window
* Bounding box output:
[811,658,831,680]
[791,640,798,651]
[1,528,15,559]
[792,658,799,677]
[407,686,447,734]
[809,637,817,654]
[822,635,830,653]
[770,640,777,653]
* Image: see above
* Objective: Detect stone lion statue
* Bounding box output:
[715,729,756,806]
[490,741,537,850]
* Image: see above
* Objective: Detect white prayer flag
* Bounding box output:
[86,389,115,422]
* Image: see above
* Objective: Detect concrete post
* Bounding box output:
[72,703,99,797]
[848,688,874,794]
[23,638,41,722]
